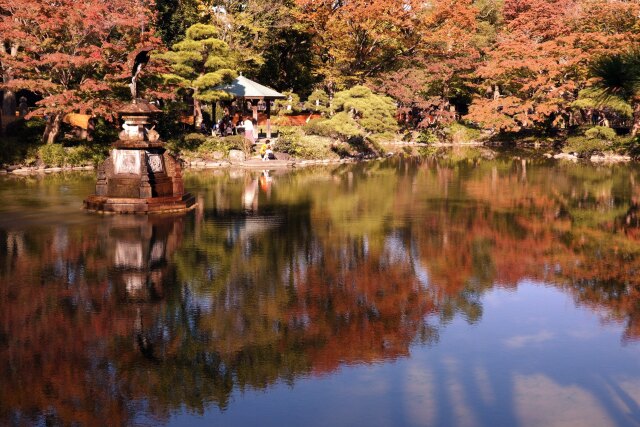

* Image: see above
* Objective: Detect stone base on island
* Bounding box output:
[84,193,196,214]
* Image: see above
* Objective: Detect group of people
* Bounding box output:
[217,111,257,139]
[217,109,276,161]
[216,107,259,136]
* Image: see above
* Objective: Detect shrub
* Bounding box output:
[271,128,337,159]
[323,112,364,140]
[584,126,617,141]
[444,123,482,143]
[5,117,46,142]
[164,133,206,154]
[270,115,289,127]
[562,126,618,156]
[183,133,208,150]
[197,137,225,154]
[0,137,17,165]
[91,117,119,145]
[563,137,609,157]
[330,141,352,158]
[303,119,335,138]
[196,135,246,159]
[167,133,249,159]
[65,146,90,166]
[24,146,39,166]
[65,144,108,166]
[38,144,67,167]
[299,135,337,159]
[621,136,640,158]
[273,127,304,156]
[417,130,439,145]
[0,118,47,165]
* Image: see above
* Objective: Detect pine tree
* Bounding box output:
[304,89,330,115]
[158,24,237,128]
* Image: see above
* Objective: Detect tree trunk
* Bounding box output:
[1,89,16,118]
[632,101,640,137]
[1,43,19,134]
[1,88,17,136]
[43,113,63,144]
[194,98,203,130]
[493,85,500,100]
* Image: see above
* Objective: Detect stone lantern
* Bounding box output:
[84,100,196,213]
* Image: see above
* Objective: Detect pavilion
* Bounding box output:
[214,75,286,138]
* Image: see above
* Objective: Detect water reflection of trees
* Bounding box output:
[3,159,640,424]
[0,215,185,425]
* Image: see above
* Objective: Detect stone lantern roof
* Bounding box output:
[119,99,162,115]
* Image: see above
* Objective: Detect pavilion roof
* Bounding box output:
[216,75,285,99]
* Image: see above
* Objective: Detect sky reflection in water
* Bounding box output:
[1,155,640,426]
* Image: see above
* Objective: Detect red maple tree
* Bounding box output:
[466,0,640,132]
[0,0,160,143]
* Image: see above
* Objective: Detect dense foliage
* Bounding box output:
[0,0,160,143]
[2,0,640,148]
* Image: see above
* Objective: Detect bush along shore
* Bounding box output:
[2,110,640,176]
[1,132,638,176]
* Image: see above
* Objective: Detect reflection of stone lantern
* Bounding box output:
[106,215,184,302]
[84,100,196,213]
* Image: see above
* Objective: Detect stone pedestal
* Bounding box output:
[84,100,196,214]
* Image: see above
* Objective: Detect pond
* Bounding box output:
[1,154,640,426]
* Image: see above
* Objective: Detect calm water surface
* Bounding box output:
[2,155,640,426]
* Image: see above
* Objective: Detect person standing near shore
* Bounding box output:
[243,116,255,144]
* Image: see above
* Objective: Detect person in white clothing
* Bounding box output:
[243,116,255,144]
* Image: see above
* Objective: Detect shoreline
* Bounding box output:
[0,156,369,176]
[0,142,635,176]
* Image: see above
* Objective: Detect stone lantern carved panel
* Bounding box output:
[113,150,141,175]
[147,152,164,174]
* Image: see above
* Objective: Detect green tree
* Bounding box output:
[587,50,640,136]
[207,0,317,96]
[304,89,330,114]
[155,0,202,46]
[275,91,301,115]
[158,24,237,129]
[306,85,398,151]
